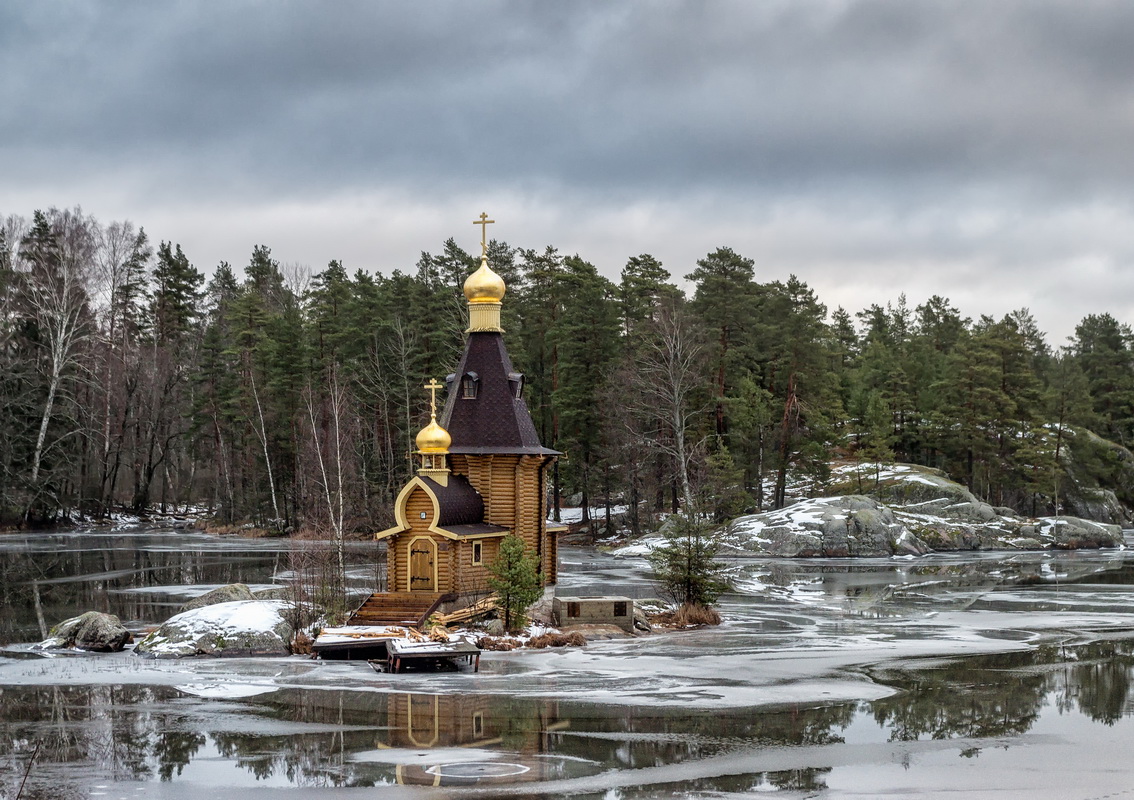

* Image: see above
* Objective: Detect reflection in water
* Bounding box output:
[4,535,1134,796]
[871,639,1134,741]
[0,638,1123,796]
[5,640,1134,796]
[0,531,380,645]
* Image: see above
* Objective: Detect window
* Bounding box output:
[613,601,628,617]
[472,541,483,565]
[472,711,484,737]
[461,371,480,399]
[508,372,525,399]
[567,602,580,618]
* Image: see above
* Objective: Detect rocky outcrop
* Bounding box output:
[34,611,132,652]
[716,465,1124,558]
[724,496,932,558]
[134,600,294,658]
[180,583,256,612]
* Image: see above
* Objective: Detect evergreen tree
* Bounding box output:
[488,534,542,632]
[647,513,730,608]
[1072,313,1134,446]
[151,241,204,342]
[551,256,620,526]
[686,247,757,438]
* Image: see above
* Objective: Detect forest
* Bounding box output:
[1,206,1132,535]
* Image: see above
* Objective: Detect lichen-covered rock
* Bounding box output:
[726,496,927,558]
[180,583,256,612]
[35,611,132,652]
[1065,487,1129,526]
[134,600,294,658]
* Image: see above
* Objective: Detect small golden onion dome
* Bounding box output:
[415,417,451,454]
[463,257,506,304]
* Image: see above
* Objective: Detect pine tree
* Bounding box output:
[1072,313,1134,447]
[686,247,757,437]
[647,513,729,608]
[551,256,620,528]
[488,534,542,632]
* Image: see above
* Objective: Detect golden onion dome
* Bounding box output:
[463,257,506,304]
[415,417,451,454]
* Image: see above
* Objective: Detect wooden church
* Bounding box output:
[348,215,563,627]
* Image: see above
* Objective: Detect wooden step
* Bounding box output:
[345,592,453,628]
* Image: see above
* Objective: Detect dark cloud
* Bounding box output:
[2,1,1134,340]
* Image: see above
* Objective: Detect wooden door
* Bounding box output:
[408,537,436,591]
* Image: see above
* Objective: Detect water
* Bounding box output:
[2,529,1134,797]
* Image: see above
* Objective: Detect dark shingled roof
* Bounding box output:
[440,332,560,455]
[419,475,485,526]
[441,523,510,537]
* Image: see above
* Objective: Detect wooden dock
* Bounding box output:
[378,638,481,673]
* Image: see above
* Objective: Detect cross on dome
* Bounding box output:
[473,212,495,258]
[424,378,444,417]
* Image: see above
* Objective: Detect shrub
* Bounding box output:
[647,513,730,608]
[487,535,543,632]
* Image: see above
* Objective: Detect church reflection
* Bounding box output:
[6,639,1134,795]
[381,692,568,786]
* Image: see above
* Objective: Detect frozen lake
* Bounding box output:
[3,528,1134,797]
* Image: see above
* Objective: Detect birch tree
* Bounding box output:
[18,209,96,513]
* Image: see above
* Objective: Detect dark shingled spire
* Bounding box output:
[439,332,559,455]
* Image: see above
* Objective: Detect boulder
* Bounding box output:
[728,496,927,558]
[525,594,556,626]
[134,600,294,658]
[632,606,653,633]
[830,464,977,507]
[1043,517,1123,549]
[35,611,132,652]
[1064,487,1129,526]
[180,583,255,612]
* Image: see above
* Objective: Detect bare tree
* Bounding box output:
[625,302,709,513]
[304,371,351,598]
[91,221,150,515]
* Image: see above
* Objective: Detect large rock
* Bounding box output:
[716,484,1122,559]
[895,510,1121,552]
[34,611,132,652]
[726,496,931,558]
[180,583,256,612]
[829,464,977,507]
[134,600,294,658]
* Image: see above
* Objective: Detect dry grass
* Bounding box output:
[527,632,586,649]
[477,636,518,651]
[291,632,314,655]
[651,603,722,628]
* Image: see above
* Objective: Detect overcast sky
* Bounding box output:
[3,1,1134,342]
